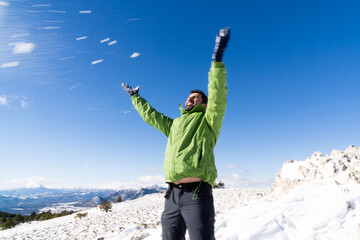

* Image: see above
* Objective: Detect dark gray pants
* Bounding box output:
[161,182,215,240]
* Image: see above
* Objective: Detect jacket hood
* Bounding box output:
[179,104,206,115]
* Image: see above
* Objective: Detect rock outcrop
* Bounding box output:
[272,145,360,195]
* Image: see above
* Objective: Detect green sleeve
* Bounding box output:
[205,61,228,139]
[131,94,173,137]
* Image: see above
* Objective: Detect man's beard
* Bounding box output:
[185,104,195,111]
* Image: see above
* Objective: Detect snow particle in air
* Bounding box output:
[108,40,117,46]
[20,97,29,109]
[68,83,82,91]
[76,36,88,40]
[59,56,75,61]
[91,59,103,65]
[27,10,46,13]
[43,21,64,23]
[38,26,61,30]
[11,33,30,38]
[130,52,140,58]
[32,4,51,7]
[10,42,36,54]
[0,95,8,106]
[1,61,19,68]
[100,38,110,43]
[0,1,10,7]
[47,10,66,14]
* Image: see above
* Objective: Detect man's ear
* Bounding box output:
[202,103,207,108]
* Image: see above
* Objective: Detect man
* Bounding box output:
[122,27,230,240]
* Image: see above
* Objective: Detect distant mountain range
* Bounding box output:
[0,185,166,215]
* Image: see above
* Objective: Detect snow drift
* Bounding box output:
[273,145,360,195]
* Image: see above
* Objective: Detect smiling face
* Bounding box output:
[185,92,205,111]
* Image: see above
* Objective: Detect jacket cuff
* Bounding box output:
[211,61,225,68]
[130,93,139,99]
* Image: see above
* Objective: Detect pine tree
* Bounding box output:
[214,181,225,188]
[100,200,112,213]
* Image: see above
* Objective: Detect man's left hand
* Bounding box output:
[212,27,231,62]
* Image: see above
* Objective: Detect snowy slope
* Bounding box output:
[0,188,269,239]
[1,145,360,239]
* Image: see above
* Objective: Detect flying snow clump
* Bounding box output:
[0,1,9,6]
[130,52,140,58]
[76,36,88,40]
[1,61,19,68]
[91,59,103,65]
[0,95,8,106]
[10,42,36,54]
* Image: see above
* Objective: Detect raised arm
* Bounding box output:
[122,83,173,137]
[205,28,230,140]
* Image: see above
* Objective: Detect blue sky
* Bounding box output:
[1,0,360,190]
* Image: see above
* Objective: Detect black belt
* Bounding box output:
[164,181,209,199]
[169,181,204,191]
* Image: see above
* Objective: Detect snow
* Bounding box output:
[26,10,45,13]
[215,182,360,240]
[0,1,9,7]
[79,11,92,14]
[59,56,75,61]
[43,20,64,23]
[68,83,81,91]
[47,10,66,14]
[0,61,19,68]
[130,52,140,58]
[108,40,117,46]
[273,145,360,195]
[38,26,61,30]
[0,96,8,106]
[91,59,103,65]
[1,145,360,239]
[11,33,30,38]
[76,36,88,40]
[32,4,51,7]
[100,38,110,43]
[20,98,28,109]
[9,42,35,54]
[0,188,269,239]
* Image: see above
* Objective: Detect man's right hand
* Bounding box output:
[122,83,139,96]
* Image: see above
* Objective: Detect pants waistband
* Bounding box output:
[168,181,208,191]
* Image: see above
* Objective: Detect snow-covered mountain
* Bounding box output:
[0,185,60,198]
[0,186,113,214]
[80,186,167,208]
[0,185,166,214]
[1,146,360,239]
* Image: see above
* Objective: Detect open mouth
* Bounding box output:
[186,102,194,108]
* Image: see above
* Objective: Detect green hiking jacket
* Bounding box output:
[131,61,227,187]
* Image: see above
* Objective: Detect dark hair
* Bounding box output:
[190,89,208,104]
